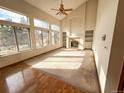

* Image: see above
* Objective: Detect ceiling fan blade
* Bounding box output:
[64,9,73,11]
[51,9,59,11]
[62,11,68,15]
[51,0,72,16]
[56,12,61,15]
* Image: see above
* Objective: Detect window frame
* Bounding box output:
[51,24,60,31]
[14,27,31,51]
[0,6,61,56]
[35,29,44,48]
[0,6,30,25]
[51,24,60,45]
[35,28,50,48]
[0,25,18,56]
[42,30,49,47]
[33,18,49,29]
[0,22,32,56]
[51,30,60,45]
[33,18,50,49]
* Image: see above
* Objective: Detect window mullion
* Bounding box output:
[48,31,50,46]
[41,31,44,47]
[13,27,19,52]
[27,28,31,48]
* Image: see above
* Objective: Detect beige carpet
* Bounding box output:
[25,48,101,93]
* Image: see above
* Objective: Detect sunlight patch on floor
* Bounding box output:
[52,51,85,57]
[25,49,100,93]
[31,62,82,70]
[28,49,85,70]
[42,57,83,62]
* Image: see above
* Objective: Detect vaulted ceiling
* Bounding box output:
[24,0,87,20]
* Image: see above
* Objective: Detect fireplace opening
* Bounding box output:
[71,40,79,48]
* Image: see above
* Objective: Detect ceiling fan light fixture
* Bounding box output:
[51,0,73,16]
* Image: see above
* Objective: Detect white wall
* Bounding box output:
[92,0,119,92]
[85,0,98,30]
[62,4,86,49]
[104,0,124,92]
[0,0,62,68]
[62,0,97,49]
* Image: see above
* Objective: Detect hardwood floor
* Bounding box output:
[0,63,87,93]
[25,48,101,93]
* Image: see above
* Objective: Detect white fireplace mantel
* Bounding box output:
[68,36,80,39]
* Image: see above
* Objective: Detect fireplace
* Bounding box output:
[68,36,80,49]
[71,40,79,48]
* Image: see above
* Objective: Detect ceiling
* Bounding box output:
[24,0,87,20]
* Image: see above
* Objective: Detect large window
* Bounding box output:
[42,31,49,47]
[0,25,17,55]
[54,31,60,44]
[51,24,60,45]
[51,24,60,31]
[34,18,49,48]
[35,30,43,48]
[35,30,49,48]
[52,31,60,45]
[15,28,31,51]
[0,7,29,24]
[0,25,31,56]
[34,19,49,29]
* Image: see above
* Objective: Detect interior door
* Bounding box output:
[118,63,124,93]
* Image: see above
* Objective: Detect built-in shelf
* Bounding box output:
[63,32,66,48]
[85,30,94,49]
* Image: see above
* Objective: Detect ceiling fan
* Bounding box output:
[51,0,73,15]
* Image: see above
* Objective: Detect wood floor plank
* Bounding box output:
[0,63,87,93]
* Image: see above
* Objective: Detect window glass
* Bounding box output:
[54,31,60,44]
[35,30,43,48]
[52,31,60,45]
[0,8,29,24]
[35,30,49,48]
[15,28,31,51]
[0,25,17,55]
[34,19,49,29]
[51,24,60,31]
[42,31,49,47]
[52,31,55,45]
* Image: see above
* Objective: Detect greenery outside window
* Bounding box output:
[34,19,49,29]
[15,27,31,51]
[35,30,49,48]
[0,25,31,56]
[51,24,60,45]
[42,31,49,47]
[0,7,29,25]
[0,25,17,55]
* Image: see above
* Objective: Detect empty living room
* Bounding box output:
[0,0,124,93]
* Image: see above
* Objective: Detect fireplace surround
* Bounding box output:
[71,40,79,48]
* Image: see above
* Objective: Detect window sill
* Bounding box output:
[36,45,50,49]
[0,48,33,58]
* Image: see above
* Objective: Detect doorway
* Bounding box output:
[118,63,124,93]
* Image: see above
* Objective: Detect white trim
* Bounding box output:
[0,6,30,24]
[0,20,30,28]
